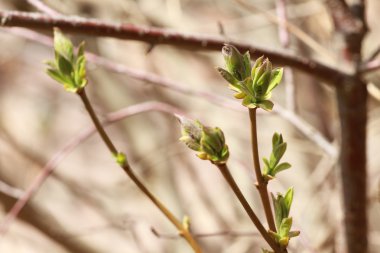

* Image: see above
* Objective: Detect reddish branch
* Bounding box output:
[0,10,350,85]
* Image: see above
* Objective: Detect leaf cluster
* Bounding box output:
[46,28,87,93]
[262,133,291,182]
[217,44,283,111]
[178,117,229,164]
[270,188,300,248]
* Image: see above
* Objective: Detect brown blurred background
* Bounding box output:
[0,0,379,252]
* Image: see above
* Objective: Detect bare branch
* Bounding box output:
[0,10,349,86]
[0,180,24,199]
[235,0,335,62]
[275,0,297,112]
[26,0,61,16]
[151,227,260,239]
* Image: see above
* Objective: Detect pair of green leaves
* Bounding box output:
[178,117,229,164]
[46,28,87,93]
[217,44,283,111]
[262,133,291,182]
[270,188,300,248]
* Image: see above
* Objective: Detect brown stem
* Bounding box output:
[0,10,349,86]
[77,89,202,253]
[77,89,117,155]
[121,163,202,253]
[215,164,283,253]
[249,108,277,233]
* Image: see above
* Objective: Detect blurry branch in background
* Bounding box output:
[151,227,260,239]
[26,0,61,16]
[0,181,24,199]
[272,106,337,158]
[275,0,296,112]
[234,0,335,62]
[0,101,186,237]
[365,44,380,63]
[0,11,349,86]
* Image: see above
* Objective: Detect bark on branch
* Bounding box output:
[0,10,350,86]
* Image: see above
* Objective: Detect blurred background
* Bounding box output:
[0,0,379,252]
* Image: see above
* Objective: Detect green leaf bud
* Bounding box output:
[262,133,291,181]
[222,44,250,81]
[45,28,88,93]
[178,117,229,164]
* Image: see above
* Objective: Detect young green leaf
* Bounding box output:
[284,187,294,214]
[272,162,291,175]
[53,28,74,62]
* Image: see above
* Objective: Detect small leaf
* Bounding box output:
[242,51,251,78]
[217,67,239,86]
[234,92,246,99]
[279,217,292,238]
[251,56,265,80]
[272,142,287,165]
[267,68,283,92]
[179,136,201,151]
[272,162,291,176]
[284,187,294,214]
[257,100,274,111]
[53,28,74,62]
[289,230,300,238]
[46,68,66,85]
[57,54,73,76]
[77,41,85,58]
[262,157,270,175]
[272,193,283,229]
[75,55,87,88]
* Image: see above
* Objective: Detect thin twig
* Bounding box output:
[151,227,260,239]
[360,59,380,74]
[365,45,380,63]
[26,0,61,16]
[0,180,24,199]
[121,162,202,253]
[77,91,202,253]
[0,101,187,237]
[77,89,118,154]
[275,0,296,112]
[235,0,335,62]
[215,163,283,253]
[248,108,277,233]
[0,10,349,86]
